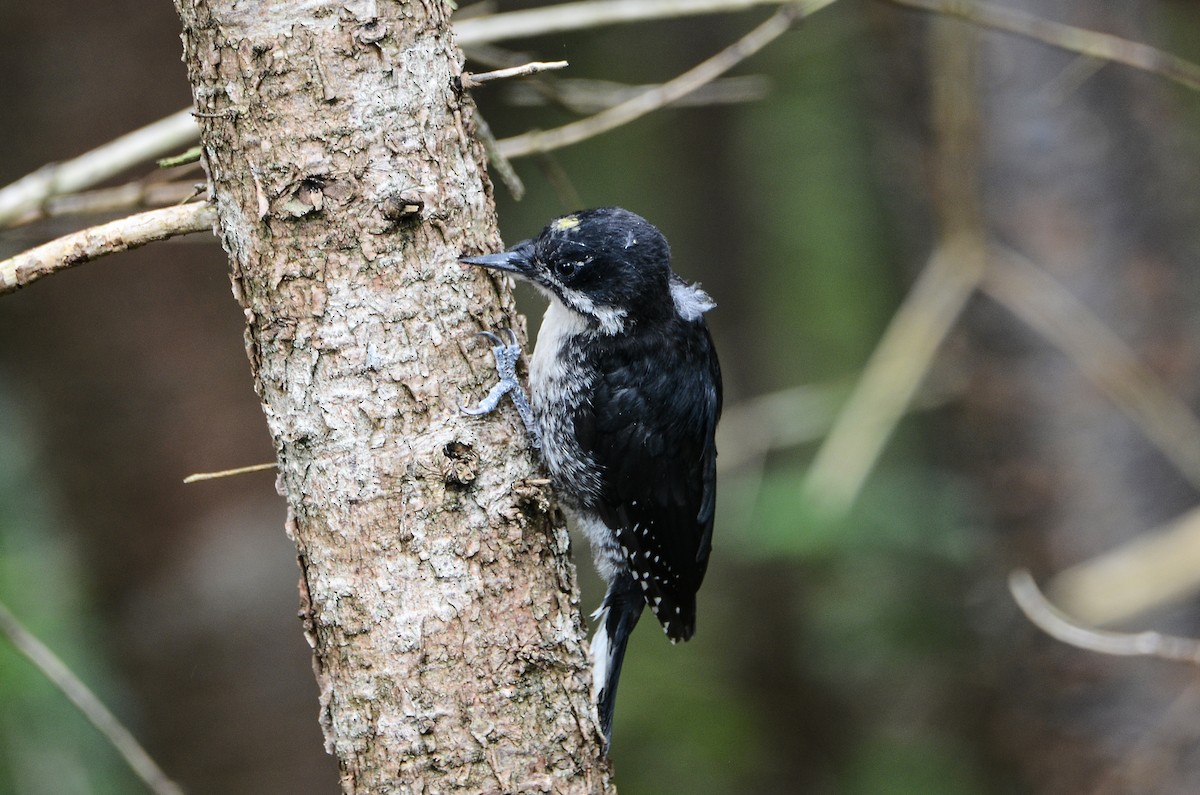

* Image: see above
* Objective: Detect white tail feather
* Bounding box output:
[590,606,611,699]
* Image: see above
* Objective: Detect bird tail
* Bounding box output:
[591,574,645,746]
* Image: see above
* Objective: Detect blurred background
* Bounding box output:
[4,0,1200,793]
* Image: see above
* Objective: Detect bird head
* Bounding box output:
[462,207,675,334]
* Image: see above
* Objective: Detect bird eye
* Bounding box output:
[553,260,580,280]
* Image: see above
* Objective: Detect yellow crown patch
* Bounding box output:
[552,215,581,232]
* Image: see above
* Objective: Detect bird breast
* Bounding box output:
[529,297,603,506]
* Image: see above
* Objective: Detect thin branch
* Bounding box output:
[1008,569,1200,664]
[1049,506,1200,627]
[0,599,183,795]
[466,41,770,114]
[0,203,216,296]
[889,0,1200,92]
[454,0,795,45]
[473,113,526,200]
[496,2,825,159]
[982,246,1200,494]
[460,59,569,88]
[183,462,277,483]
[504,75,771,113]
[0,109,200,226]
[13,180,203,226]
[157,147,203,169]
[460,44,590,117]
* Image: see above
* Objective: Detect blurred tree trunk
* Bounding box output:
[960,1,1200,791]
[869,1,1200,790]
[173,1,612,791]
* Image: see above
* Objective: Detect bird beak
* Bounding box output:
[460,245,533,276]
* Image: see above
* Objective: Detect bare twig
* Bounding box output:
[460,60,569,89]
[454,0,795,45]
[13,181,203,226]
[0,109,200,226]
[496,2,823,159]
[0,599,184,795]
[889,0,1200,92]
[982,246,1200,493]
[1008,569,1200,664]
[1048,506,1200,627]
[0,203,216,296]
[183,462,277,483]
[816,231,1200,524]
[504,75,771,113]
[156,147,203,169]
[460,44,588,117]
[473,113,526,200]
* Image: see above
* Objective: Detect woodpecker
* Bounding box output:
[461,207,722,745]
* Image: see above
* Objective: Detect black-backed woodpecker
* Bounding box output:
[461,207,722,745]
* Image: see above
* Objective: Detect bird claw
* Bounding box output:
[475,329,504,347]
[476,328,520,352]
[471,329,522,388]
[462,328,541,448]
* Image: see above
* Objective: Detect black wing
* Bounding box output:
[577,319,722,641]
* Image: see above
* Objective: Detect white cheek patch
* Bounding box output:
[560,287,627,335]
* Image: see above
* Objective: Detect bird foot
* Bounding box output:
[461,330,540,448]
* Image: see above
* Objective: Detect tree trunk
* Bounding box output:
[173,1,613,791]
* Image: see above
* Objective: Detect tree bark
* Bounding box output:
[173,1,613,791]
